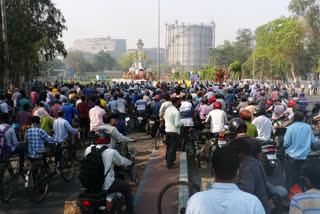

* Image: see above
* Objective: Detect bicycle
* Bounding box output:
[157,181,200,214]
[0,142,29,202]
[25,142,75,202]
[154,125,165,150]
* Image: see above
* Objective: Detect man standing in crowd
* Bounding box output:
[284,112,315,191]
[186,147,265,214]
[164,97,183,169]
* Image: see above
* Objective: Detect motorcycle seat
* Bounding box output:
[266,182,288,198]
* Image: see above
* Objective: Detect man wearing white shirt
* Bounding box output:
[164,97,183,168]
[252,106,273,143]
[205,102,228,134]
[186,147,265,214]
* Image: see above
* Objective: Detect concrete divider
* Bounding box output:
[178,152,189,213]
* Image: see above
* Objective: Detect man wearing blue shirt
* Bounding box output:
[296,93,309,114]
[284,112,315,191]
[60,99,79,123]
[225,90,234,105]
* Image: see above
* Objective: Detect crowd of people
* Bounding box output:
[0,79,319,214]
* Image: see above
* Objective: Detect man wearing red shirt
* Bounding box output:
[77,96,89,139]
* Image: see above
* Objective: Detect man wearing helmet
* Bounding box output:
[150,95,162,117]
[205,102,228,135]
[228,118,260,159]
[239,110,258,138]
[252,106,273,143]
[275,100,296,121]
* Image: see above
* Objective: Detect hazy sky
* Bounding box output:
[53,0,291,49]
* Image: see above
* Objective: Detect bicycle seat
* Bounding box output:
[36,150,47,155]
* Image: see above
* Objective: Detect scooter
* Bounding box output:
[261,142,278,176]
[77,191,125,214]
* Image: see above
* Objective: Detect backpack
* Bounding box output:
[79,146,110,192]
[0,125,11,161]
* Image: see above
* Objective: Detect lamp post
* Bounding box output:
[157,0,161,81]
[253,41,256,83]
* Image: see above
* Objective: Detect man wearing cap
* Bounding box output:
[296,93,309,115]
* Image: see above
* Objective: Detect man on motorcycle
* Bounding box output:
[195,98,211,121]
[205,102,228,135]
[150,95,162,117]
[83,129,135,214]
[267,97,286,120]
[257,90,267,107]
[296,93,309,115]
[245,97,256,121]
[252,106,273,143]
[239,110,258,138]
[275,99,295,121]
[230,139,270,214]
[228,118,261,160]
[284,112,315,191]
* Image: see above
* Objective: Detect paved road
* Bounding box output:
[0,132,154,214]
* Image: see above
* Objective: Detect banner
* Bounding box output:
[189,74,200,81]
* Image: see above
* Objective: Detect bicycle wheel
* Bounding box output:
[26,164,49,202]
[75,134,85,162]
[0,163,14,202]
[60,148,75,182]
[157,181,199,214]
[154,130,161,150]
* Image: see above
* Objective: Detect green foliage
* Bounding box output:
[117,53,134,72]
[0,0,67,86]
[40,58,65,75]
[253,17,304,80]
[289,0,320,78]
[184,71,190,80]
[92,51,116,71]
[192,70,198,75]
[229,61,242,72]
[66,51,94,76]
[209,41,234,68]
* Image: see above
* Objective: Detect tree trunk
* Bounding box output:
[290,62,297,82]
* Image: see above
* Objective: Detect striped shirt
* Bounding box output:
[290,189,320,214]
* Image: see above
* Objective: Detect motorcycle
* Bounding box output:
[261,142,278,176]
[147,116,159,138]
[77,191,125,214]
[135,114,147,132]
[266,182,289,214]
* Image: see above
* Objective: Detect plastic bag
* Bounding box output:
[288,184,303,201]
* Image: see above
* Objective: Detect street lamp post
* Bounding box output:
[253,41,256,83]
[157,0,161,81]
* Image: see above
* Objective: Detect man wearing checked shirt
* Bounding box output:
[26,116,63,163]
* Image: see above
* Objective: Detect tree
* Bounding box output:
[0,0,67,87]
[254,17,304,81]
[184,71,190,80]
[92,51,116,71]
[117,53,134,72]
[289,0,320,79]
[209,40,234,68]
[233,28,254,64]
[66,51,93,76]
[229,61,242,80]
[40,58,65,75]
